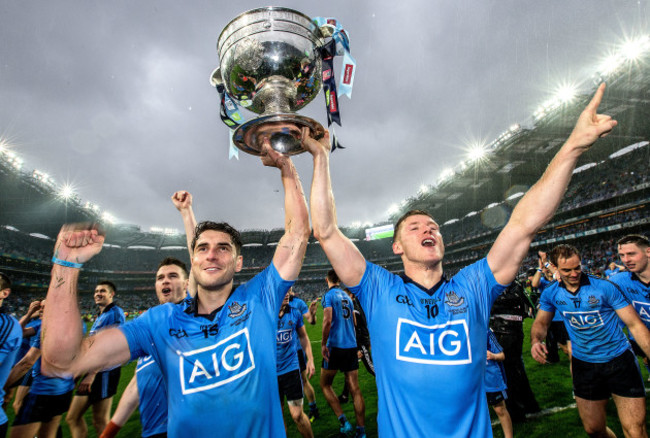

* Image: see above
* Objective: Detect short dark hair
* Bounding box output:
[0,272,11,291]
[393,210,437,242]
[617,234,649,249]
[549,244,581,267]
[97,280,117,294]
[191,221,242,255]
[157,257,189,278]
[326,269,340,285]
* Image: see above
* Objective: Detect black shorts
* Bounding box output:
[549,321,570,345]
[297,349,306,373]
[630,339,647,359]
[278,369,303,402]
[486,390,507,406]
[322,347,358,372]
[13,390,73,425]
[76,368,121,403]
[572,349,645,400]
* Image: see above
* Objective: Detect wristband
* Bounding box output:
[536,269,542,273]
[52,257,83,269]
[544,262,550,268]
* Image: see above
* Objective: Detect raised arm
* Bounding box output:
[261,142,310,281]
[41,224,131,378]
[171,191,197,261]
[304,301,318,325]
[487,84,617,285]
[18,300,41,331]
[302,130,366,287]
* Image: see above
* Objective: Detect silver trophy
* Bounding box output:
[211,7,329,156]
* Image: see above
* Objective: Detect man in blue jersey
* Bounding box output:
[287,289,320,421]
[303,83,618,437]
[41,142,310,437]
[610,235,650,375]
[605,261,625,279]
[486,329,512,438]
[101,257,191,438]
[531,251,571,364]
[320,269,365,438]
[66,280,125,438]
[0,273,23,437]
[276,291,315,438]
[6,300,77,438]
[531,244,650,438]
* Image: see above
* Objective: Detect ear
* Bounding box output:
[392,240,403,256]
[0,288,10,300]
[235,255,243,272]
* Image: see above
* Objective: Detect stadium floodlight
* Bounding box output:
[163,228,179,236]
[621,35,650,60]
[556,84,577,103]
[467,143,487,163]
[439,167,454,182]
[150,226,164,233]
[419,184,429,194]
[59,184,75,200]
[351,221,362,228]
[388,204,400,215]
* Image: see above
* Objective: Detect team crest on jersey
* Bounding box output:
[444,291,465,307]
[395,318,472,365]
[587,295,600,307]
[179,328,255,395]
[228,302,247,318]
[564,310,604,330]
[632,301,650,323]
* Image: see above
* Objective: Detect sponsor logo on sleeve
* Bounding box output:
[136,355,156,373]
[179,328,255,395]
[395,318,471,365]
[564,310,604,330]
[632,301,650,323]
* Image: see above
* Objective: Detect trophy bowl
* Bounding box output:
[212,7,327,156]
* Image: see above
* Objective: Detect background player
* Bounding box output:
[486,328,513,438]
[531,244,650,438]
[66,281,125,438]
[320,270,365,438]
[101,257,191,438]
[276,291,315,438]
[0,273,22,438]
[303,83,618,436]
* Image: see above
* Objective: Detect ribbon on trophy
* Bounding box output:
[214,82,245,160]
[313,17,357,152]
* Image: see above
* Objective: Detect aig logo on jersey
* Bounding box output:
[179,328,255,395]
[632,301,650,323]
[395,318,471,365]
[277,329,293,344]
[564,310,604,330]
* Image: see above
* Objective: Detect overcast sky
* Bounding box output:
[1,1,647,232]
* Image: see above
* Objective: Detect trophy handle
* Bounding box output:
[210,67,224,88]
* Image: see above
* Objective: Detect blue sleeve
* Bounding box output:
[243,263,294,316]
[454,258,509,321]
[349,261,401,321]
[30,327,41,349]
[119,311,155,361]
[0,316,21,364]
[295,299,308,315]
[487,330,503,354]
[322,291,332,309]
[538,288,556,313]
[295,310,304,329]
[606,282,631,310]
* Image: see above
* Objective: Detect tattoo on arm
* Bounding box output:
[55,276,65,289]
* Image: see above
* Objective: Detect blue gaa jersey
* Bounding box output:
[485,329,507,393]
[136,355,167,438]
[349,258,506,438]
[539,277,563,323]
[610,272,650,341]
[120,263,292,437]
[14,319,41,365]
[289,297,309,353]
[322,287,356,349]
[539,274,631,363]
[276,306,304,375]
[30,326,75,395]
[0,312,22,425]
[90,302,125,335]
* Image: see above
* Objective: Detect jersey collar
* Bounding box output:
[630,272,650,287]
[559,273,591,295]
[183,296,224,321]
[399,273,447,296]
[99,302,116,315]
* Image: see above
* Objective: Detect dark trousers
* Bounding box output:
[494,330,541,422]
